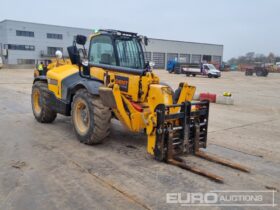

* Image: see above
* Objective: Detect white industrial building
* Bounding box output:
[0,20,223,69]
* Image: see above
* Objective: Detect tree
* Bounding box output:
[245,52,255,64]
[267,52,275,63]
[255,54,266,63]
[227,52,279,65]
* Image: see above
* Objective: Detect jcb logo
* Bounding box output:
[115,75,129,92]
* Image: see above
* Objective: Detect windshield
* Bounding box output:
[89,35,116,66]
[207,64,217,70]
[115,38,145,69]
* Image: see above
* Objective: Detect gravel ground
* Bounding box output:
[0,68,279,210]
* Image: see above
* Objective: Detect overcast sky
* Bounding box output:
[1,0,279,60]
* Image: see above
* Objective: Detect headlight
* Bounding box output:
[149,61,155,67]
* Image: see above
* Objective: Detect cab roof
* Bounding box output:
[89,29,139,40]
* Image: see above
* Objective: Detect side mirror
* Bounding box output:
[144,36,149,46]
[67,46,80,65]
[76,35,87,45]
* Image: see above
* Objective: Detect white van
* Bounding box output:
[0,57,3,69]
[181,63,221,78]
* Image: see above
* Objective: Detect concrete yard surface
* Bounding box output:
[0,69,279,210]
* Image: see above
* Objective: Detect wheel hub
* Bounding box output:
[33,88,42,114]
[74,99,90,135]
[81,109,88,123]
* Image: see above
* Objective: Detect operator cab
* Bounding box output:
[68,29,151,77]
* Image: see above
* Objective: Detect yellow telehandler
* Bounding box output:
[32,30,249,183]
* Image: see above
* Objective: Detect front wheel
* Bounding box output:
[71,89,111,145]
[31,81,57,123]
[208,74,212,78]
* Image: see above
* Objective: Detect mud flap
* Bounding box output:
[99,87,117,108]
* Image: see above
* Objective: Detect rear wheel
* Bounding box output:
[174,67,181,74]
[245,69,253,76]
[192,74,196,77]
[31,81,57,123]
[71,89,111,144]
[256,69,263,77]
[256,69,268,77]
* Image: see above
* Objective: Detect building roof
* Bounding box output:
[149,38,223,47]
[0,19,92,31]
[0,19,223,47]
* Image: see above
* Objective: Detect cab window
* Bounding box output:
[89,35,116,66]
[115,38,144,69]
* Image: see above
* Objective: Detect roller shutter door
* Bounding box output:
[179,54,191,63]
[167,53,178,62]
[153,52,165,69]
[191,54,201,64]
[212,56,222,64]
[144,52,151,63]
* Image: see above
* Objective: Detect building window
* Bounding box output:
[47,47,63,56]
[17,59,35,65]
[5,44,35,51]
[47,33,63,40]
[16,30,34,37]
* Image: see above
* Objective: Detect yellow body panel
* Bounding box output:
[44,59,196,157]
[90,67,140,101]
[147,84,173,112]
[47,64,78,99]
[89,66,195,155]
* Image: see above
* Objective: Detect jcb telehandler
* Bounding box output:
[32,30,249,183]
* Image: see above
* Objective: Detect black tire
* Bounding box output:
[245,69,253,76]
[256,69,263,77]
[263,70,269,77]
[31,81,57,123]
[186,73,190,77]
[192,74,196,77]
[71,89,111,145]
[174,67,181,74]
[208,74,212,78]
[256,69,269,77]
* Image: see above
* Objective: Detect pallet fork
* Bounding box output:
[154,101,250,183]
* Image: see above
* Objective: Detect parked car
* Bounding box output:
[167,60,221,78]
